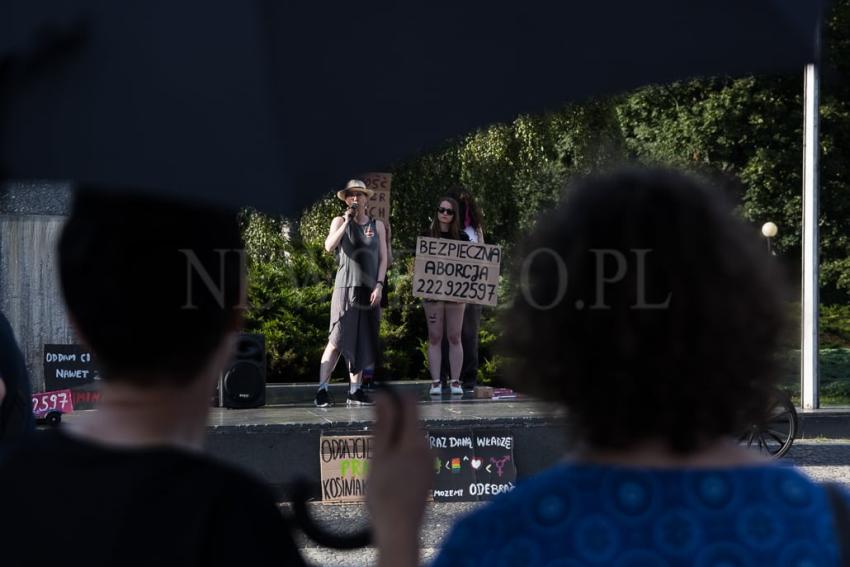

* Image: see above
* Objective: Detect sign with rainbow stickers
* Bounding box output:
[428,428,516,502]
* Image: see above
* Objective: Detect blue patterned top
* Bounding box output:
[432,462,848,566]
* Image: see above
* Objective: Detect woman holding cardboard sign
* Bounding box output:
[315,179,388,408]
[441,188,485,393]
[424,196,468,397]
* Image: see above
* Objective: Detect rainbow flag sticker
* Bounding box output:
[451,458,461,473]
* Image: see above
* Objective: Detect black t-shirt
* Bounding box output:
[0,430,305,567]
[440,230,469,241]
[422,230,470,241]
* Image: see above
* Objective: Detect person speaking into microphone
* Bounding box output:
[314,179,388,407]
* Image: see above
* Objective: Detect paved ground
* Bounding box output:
[785,438,850,484]
[292,439,850,566]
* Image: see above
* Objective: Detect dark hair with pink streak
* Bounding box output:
[448,185,483,232]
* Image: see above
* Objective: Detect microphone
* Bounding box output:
[349,203,359,212]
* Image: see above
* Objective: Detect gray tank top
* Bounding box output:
[334,217,380,289]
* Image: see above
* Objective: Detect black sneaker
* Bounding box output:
[314,388,333,408]
[346,388,374,406]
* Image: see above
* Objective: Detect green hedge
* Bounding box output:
[242,217,509,384]
[778,348,850,404]
[821,305,850,348]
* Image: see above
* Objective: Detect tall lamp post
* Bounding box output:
[802,60,820,410]
[761,222,778,255]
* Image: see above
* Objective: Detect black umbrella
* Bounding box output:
[1,0,825,216]
[0,0,829,550]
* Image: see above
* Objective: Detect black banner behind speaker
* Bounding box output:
[220,333,266,409]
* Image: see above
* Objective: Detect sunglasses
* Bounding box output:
[437,207,455,215]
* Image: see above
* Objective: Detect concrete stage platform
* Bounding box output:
[64,382,850,499]
[207,383,850,497]
[206,388,571,497]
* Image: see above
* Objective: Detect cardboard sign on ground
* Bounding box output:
[319,429,516,503]
[413,237,501,306]
[429,429,516,502]
[43,344,102,409]
[360,172,391,225]
[320,434,374,503]
[32,389,75,416]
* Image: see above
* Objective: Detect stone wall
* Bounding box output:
[0,182,74,391]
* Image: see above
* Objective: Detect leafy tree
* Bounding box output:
[245,0,850,382]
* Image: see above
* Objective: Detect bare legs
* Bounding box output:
[444,303,464,385]
[424,302,444,385]
[424,301,465,388]
[318,342,362,389]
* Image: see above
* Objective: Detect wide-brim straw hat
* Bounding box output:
[336,179,374,201]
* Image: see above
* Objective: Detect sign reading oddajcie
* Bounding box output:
[319,434,374,503]
[412,237,501,306]
[43,344,102,409]
[318,430,516,503]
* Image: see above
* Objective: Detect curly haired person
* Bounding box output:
[434,168,850,566]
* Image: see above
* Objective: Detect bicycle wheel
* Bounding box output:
[739,389,798,458]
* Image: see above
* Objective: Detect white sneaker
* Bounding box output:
[429,382,442,396]
[450,381,463,395]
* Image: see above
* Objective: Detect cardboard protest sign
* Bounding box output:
[360,172,391,225]
[429,429,476,502]
[68,384,102,409]
[31,389,74,416]
[319,434,374,503]
[43,344,102,409]
[413,237,501,306]
[318,429,516,503]
[429,429,516,502]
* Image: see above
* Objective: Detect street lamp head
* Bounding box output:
[761,222,778,238]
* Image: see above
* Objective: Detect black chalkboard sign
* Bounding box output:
[429,428,516,502]
[43,344,101,408]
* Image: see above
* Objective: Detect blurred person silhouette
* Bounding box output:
[0,310,34,446]
[0,190,430,567]
[433,168,850,565]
